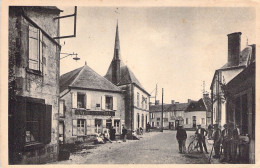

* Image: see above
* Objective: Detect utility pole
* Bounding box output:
[155,84,157,104]
[161,88,164,132]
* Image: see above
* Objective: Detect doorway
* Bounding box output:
[192,116,196,128]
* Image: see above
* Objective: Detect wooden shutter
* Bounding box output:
[113,97,117,110]
[12,96,26,150]
[101,96,106,110]
[72,119,77,136]
[44,104,52,144]
[86,94,91,109]
[72,92,77,108]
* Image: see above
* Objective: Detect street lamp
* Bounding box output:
[60,52,80,61]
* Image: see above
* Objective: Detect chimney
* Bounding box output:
[187,99,191,103]
[175,102,179,104]
[249,44,256,64]
[227,32,242,66]
[171,100,175,104]
[155,100,160,105]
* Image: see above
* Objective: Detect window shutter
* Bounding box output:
[44,104,52,144]
[12,97,26,150]
[72,119,77,136]
[72,92,77,108]
[86,94,91,109]
[59,101,64,116]
[113,97,117,110]
[101,96,106,110]
[103,119,106,127]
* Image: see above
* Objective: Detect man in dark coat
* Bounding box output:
[212,124,221,158]
[195,124,208,153]
[122,125,127,142]
[109,126,116,140]
[232,124,240,162]
[221,123,232,162]
[176,125,187,153]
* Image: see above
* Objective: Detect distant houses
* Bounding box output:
[149,94,211,130]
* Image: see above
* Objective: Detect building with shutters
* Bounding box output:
[210,32,256,128]
[149,101,188,130]
[104,23,150,135]
[8,6,62,164]
[59,63,125,143]
[149,96,210,130]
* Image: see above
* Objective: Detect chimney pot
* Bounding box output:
[227,32,242,67]
[171,100,175,104]
[188,99,191,103]
[155,100,160,105]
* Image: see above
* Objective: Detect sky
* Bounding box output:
[58,7,256,104]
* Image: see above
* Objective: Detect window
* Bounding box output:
[142,96,144,109]
[59,100,65,117]
[137,113,140,128]
[95,119,102,133]
[150,113,155,119]
[157,117,160,121]
[201,118,205,124]
[77,93,86,108]
[186,118,189,124]
[105,96,113,110]
[72,119,86,136]
[26,104,40,143]
[28,25,43,72]
[137,93,140,107]
[24,100,52,145]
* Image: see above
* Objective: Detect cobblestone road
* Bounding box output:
[54,130,215,164]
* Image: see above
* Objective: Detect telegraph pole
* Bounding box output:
[161,88,164,132]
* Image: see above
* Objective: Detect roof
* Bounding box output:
[202,96,212,112]
[185,99,207,112]
[60,64,122,93]
[210,45,255,89]
[150,103,189,112]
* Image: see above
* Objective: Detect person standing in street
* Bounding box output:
[232,123,241,162]
[176,125,187,154]
[212,124,222,158]
[208,124,213,140]
[221,123,232,162]
[146,122,151,132]
[122,125,127,142]
[195,124,209,154]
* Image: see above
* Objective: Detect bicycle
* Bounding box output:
[188,135,200,153]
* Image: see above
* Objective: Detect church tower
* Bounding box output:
[111,22,121,85]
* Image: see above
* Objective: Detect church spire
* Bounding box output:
[113,20,120,60]
[111,21,121,85]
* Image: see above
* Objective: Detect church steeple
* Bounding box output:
[113,21,120,60]
[111,21,121,85]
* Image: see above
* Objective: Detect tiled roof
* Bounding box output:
[185,99,206,112]
[220,45,254,70]
[150,103,189,112]
[202,96,212,112]
[60,64,122,93]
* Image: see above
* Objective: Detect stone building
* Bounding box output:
[8,6,62,164]
[150,96,210,130]
[59,63,125,143]
[210,32,256,128]
[104,23,150,134]
[226,61,255,164]
[149,101,188,130]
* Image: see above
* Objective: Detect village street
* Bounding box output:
[54,130,216,164]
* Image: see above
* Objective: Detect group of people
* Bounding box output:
[211,123,242,163]
[176,124,209,154]
[176,123,243,163]
[95,126,118,144]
